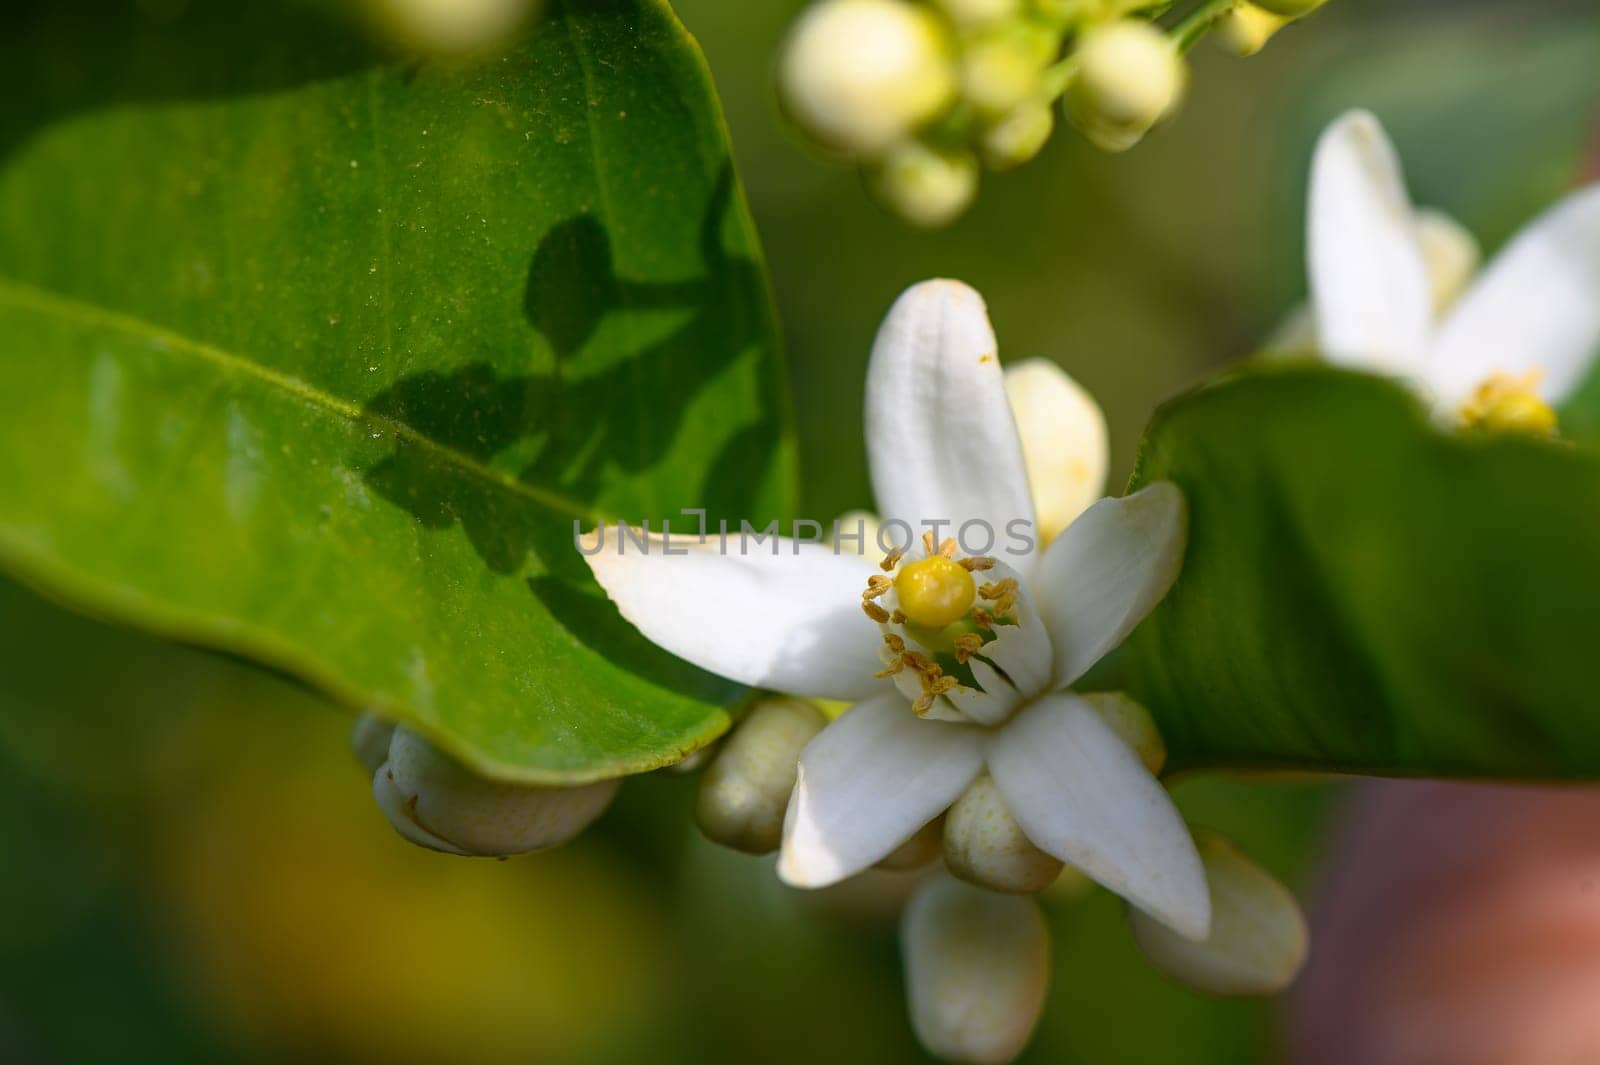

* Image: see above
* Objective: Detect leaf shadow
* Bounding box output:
[1,0,379,165]
[362,158,783,604]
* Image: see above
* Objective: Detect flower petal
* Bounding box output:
[1427,185,1600,407]
[581,526,883,702]
[1034,482,1186,689]
[865,280,1037,558]
[778,693,984,888]
[987,693,1209,939]
[1002,359,1108,546]
[1308,110,1433,376]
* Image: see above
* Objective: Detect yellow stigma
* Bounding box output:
[1459,371,1557,436]
[894,556,977,628]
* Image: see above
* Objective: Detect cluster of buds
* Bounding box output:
[778,0,1332,226]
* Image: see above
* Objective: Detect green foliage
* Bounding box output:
[1127,363,1600,778]
[0,0,791,782]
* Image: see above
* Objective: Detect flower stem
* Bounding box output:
[1169,0,1238,52]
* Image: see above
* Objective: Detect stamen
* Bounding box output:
[875,660,904,679]
[863,574,892,600]
[1459,370,1557,435]
[937,537,957,558]
[959,556,996,572]
[862,600,890,623]
[972,608,994,630]
[953,632,984,663]
[880,549,906,572]
[891,609,907,625]
[883,633,906,654]
[912,692,935,716]
[921,530,937,554]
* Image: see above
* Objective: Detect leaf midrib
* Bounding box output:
[0,275,603,523]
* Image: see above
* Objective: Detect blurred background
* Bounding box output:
[2,0,1598,1062]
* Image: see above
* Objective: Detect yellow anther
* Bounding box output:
[953,632,984,663]
[881,548,906,572]
[895,555,978,628]
[958,556,996,572]
[875,660,905,679]
[978,578,1016,600]
[1459,371,1557,435]
[937,537,958,558]
[922,530,938,554]
[972,608,994,630]
[863,574,893,599]
[912,692,936,716]
[929,676,957,696]
[884,633,906,654]
[891,608,908,625]
[863,600,891,623]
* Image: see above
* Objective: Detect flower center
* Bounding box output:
[1458,370,1556,436]
[860,532,1046,725]
[894,555,976,628]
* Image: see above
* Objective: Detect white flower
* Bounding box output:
[1306,110,1600,429]
[582,279,1209,941]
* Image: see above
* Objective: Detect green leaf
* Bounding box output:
[1126,363,1600,779]
[0,0,792,782]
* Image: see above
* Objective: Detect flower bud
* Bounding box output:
[364,0,538,55]
[944,775,1063,894]
[779,0,957,157]
[1250,0,1327,16]
[350,713,396,775]
[1128,830,1308,995]
[870,142,980,228]
[695,697,827,854]
[375,726,619,857]
[932,0,1022,31]
[959,25,1056,117]
[1212,3,1288,57]
[979,99,1055,170]
[879,816,946,872]
[1414,209,1481,316]
[902,877,1051,1064]
[1065,20,1186,152]
[1080,692,1165,775]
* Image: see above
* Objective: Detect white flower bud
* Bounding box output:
[944,775,1063,894]
[870,142,980,228]
[1080,692,1165,775]
[902,877,1051,1065]
[1250,0,1326,16]
[350,713,395,775]
[1128,830,1308,995]
[959,25,1056,117]
[375,726,619,857]
[932,0,1022,31]
[1212,3,1288,57]
[1065,20,1186,152]
[1001,359,1107,541]
[779,0,957,157]
[833,509,888,563]
[364,0,538,55]
[878,815,946,871]
[695,698,827,854]
[1414,209,1481,316]
[979,99,1055,170]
